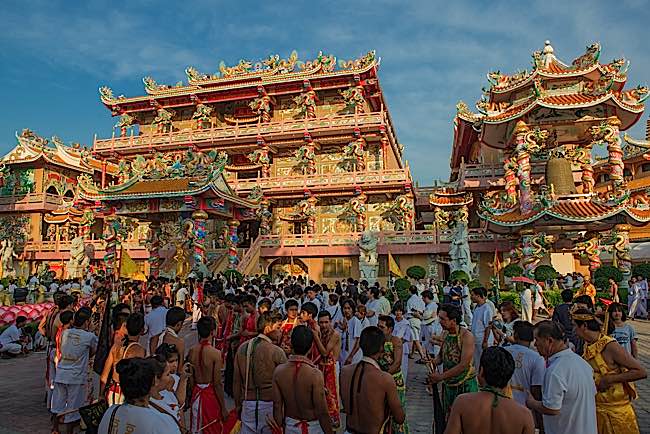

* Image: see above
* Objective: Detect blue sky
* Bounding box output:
[1,0,649,184]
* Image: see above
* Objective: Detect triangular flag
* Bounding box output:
[119,248,146,281]
[493,249,501,275]
[388,251,404,278]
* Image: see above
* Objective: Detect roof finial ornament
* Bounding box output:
[542,40,555,68]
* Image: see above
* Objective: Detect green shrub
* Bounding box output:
[390,278,411,303]
[534,265,558,282]
[406,265,426,280]
[499,291,521,309]
[449,270,470,283]
[503,264,523,278]
[468,279,482,290]
[593,265,623,290]
[632,263,650,280]
[543,289,563,308]
[223,269,243,285]
[595,288,628,306]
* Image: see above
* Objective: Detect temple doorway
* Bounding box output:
[268,257,308,278]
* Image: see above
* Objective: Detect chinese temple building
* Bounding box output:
[84,50,437,282]
[436,41,649,287]
[0,129,120,277]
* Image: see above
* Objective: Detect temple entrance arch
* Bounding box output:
[268,257,308,277]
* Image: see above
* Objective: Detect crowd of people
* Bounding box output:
[0,270,648,433]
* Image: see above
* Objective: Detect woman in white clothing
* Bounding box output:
[98,357,180,434]
[152,344,190,424]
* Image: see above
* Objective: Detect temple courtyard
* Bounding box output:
[0,316,649,434]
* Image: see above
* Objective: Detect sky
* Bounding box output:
[1,0,649,184]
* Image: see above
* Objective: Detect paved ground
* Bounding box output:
[1,319,649,434]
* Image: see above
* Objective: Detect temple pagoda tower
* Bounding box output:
[437,41,649,285]
[93,51,414,280]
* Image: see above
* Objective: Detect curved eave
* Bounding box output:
[78,179,257,209]
[482,92,644,126]
[490,62,626,96]
[479,203,650,227]
[102,61,378,107]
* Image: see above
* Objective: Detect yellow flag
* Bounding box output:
[388,252,404,278]
[119,248,146,281]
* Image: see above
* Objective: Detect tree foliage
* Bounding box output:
[631,263,650,280]
[503,264,524,278]
[534,265,559,282]
[406,265,426,280]
[593,265,623,290]
[449,270,470,283]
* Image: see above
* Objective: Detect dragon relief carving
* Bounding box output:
[247,147,271,177]
[571,42,601,69]
[338,51,376,70]
[298,51,336,72]
[294,144,317,175]
[115,114,135,137]
[340,85,366,114]
[192,104,213,129]
[152,108,175,133]
[219,59,253,77]
[621,85,650,105]
[342,134,366,171]
[574,233,602,272]
[347,193,368,232]
[249,88,275,123]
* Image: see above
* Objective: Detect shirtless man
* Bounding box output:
[240,294,259,344]
[38,293,73,410]
[340,326,406,434]
[234,311,287,434]
[160,306,186,372]
[280,299,300,355]
[100,313,146,404]
[445,346,535,434]
[272,325,332,433]
[300,301,321,362]
[315,311,342,428]
[187,316,228,434]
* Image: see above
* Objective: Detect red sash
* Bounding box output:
[191,384,223,434]
[320,358,341,427]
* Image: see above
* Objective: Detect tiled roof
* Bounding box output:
[480,197,650,226]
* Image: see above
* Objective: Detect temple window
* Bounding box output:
[46,186,58,195]
[640,163,650,173]
[64,190,74,198]
[323,257,352,278]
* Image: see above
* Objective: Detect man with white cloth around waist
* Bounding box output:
[271,325,332,433]
[234,311,287,434]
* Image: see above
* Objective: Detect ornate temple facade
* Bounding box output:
[435,41,649,286]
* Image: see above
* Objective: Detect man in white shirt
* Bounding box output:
[392,302,413,379]
[175,285,189,308]
[461,282,473,325]
[338,299,364,366]
[305,286,321,312]
[0,315,27,356]
[51,307,98,433]
[50,281,60,292]
[470,287,495,370]
[420,290,441,358]
[505,321,545,430]
[526,320,597,434]
[365,287,387,326]
[520,284,533,322]
[144,295,168,355]
[325,293,343,325]
[406,285,427,361]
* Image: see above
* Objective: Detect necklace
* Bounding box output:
[479,385,510,408]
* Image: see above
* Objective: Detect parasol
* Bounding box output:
[510,276,537,284]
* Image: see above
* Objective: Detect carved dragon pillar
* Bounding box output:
[103,214,118,277]
[296,133,316,175]
[250,86,274,123]
[518,230,554,278]
[512,121,547,214]
[147,222,161,278]
[612,224,631,292]
[379,125,389,169]
[248,136,271,178]
[257,198,272,236]
[574,233,602,273]
[191,210,208,273]
[503,158,518,206]
[349,192,368,232]
[226,219,240,269]
[590,117,625,197]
